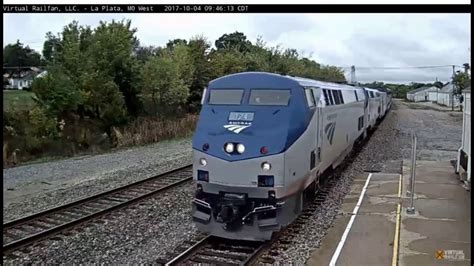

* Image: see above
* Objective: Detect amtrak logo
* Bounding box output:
[325,122,336,145]
[224,124,251,134]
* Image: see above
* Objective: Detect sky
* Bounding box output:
[3,13,471,84]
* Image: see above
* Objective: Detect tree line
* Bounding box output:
[34,20,346,131]
[3,19,346,165]
[360,70,471,99]
[360,81,445,98]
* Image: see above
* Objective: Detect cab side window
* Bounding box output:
[332,90,340,105]
[305,88,316,108]
[322,89,330,105]
[339,91,344,104]
[326,89,335,105]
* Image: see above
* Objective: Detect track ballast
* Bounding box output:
[3,165,192,255]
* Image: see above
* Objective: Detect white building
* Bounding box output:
[457,86,471,187]
[406,86,438,102]
[3,67,45,90]
[427,87,441,102]
[436,83,461,107]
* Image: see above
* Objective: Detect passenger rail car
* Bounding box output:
[364,88,383,128]
[191,72,390,241]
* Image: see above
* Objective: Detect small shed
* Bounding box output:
[406,86,435,102]
[457,86,471,186]
[437,83,460,107]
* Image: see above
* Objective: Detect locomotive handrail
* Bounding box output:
[193,198,211,209]
[241,205,277,222]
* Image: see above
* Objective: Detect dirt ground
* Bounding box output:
[394,99,463,161]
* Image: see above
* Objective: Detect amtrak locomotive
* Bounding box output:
[191,72,391,241]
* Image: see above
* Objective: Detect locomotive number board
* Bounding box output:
[229,112,254,121]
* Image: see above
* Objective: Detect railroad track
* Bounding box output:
[163,235,268,265]
[257,178,338,264]
[3,164,193,254]
[161,176,339,266]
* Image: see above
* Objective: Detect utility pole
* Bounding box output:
[350,65,356,85]
[452,65,455,111]
[435,77,439,103]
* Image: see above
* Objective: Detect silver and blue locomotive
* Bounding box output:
[191,72,391,241]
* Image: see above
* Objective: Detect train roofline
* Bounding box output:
[208,71,365,92]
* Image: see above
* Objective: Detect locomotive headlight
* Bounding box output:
[236,143,245,154]
[199,158,207,166]
[225,143,234,153]
[261,162,271,171]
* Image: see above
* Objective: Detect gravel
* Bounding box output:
[3,182,199,265]
[3,138,193,222]
[395,100,463,161]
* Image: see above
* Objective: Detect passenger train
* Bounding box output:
[191,72,392,241]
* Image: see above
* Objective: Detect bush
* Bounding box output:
[112,114,198,148]
[28,106,58,138]
[3,105,109,166]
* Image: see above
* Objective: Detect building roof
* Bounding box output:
[3,67,46,80]
[407,86,430,95]
[407,86,440,95]
[35,71,48,79]
[440,82,455,93]
[425,86,439,92]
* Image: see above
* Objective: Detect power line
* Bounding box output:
[341,65,462,70]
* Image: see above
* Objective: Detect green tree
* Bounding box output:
[3,40,42,67]
[81,71,127,129]
[243,37,272,71]
[168,44,195,87]
[453,71,471,95]
[37,19,140,128]
[215,32,252,53]
[186,35,213,112]
[42,32,61,63]
[166,39,188,50]
[134,45,161,63]
[31,67,83,120]
[140,55,189,116]
[211,49,247,77]
[361,81,385,89]
[87,19,142,117]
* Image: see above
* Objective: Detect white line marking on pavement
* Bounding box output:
[329,173,373,266]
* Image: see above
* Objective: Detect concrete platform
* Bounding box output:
[399,160,471,266]
[307,172,400,266]
[307,160,471,265]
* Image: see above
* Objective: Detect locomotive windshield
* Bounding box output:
[208,89,244,105]
[249,89,291,106]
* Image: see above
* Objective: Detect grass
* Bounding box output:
[3,90,35,111]
[112,114,198,148]
[3,113,199,168]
